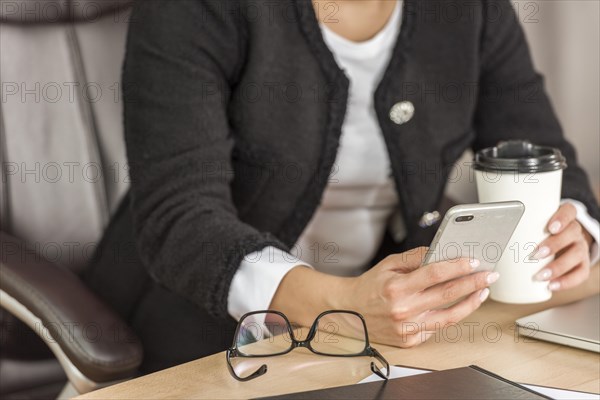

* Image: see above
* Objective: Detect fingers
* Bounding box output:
[386,289,489,347]
[373,249,493,348]
[415,270,498,311]
[380,247,429,273]
[547,203,577,235]
[533,221,582,259]
[384,262,492,333]
[405,257,480,292]
[533,240,589,282]
[547,263,591,291]
[414,289,488,332]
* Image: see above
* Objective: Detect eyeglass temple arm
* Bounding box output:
[226,349,268,382]
[369,347,390,380]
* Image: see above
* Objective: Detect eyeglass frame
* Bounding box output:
[226,309,390,382]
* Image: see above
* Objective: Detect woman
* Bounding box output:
[119,0,599,372]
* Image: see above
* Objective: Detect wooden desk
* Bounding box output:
[79,267,600,399]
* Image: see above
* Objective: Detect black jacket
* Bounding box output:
[123,0,600,320]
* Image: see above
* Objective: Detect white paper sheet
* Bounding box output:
[358,366,600,400]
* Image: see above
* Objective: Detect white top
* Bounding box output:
[226,0,600,321]
[295,0,402,277]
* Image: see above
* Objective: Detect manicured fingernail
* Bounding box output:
[486,272,500,285]
[533,246,550,260]
[469,259,481,269]
[549,221,561,234]
[479,288,490,302]
[548,282,561,291]
[534,269,552,281]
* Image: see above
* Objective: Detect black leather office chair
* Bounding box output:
[0,1,142,398]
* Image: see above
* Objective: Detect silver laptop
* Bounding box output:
[516,294,600,353]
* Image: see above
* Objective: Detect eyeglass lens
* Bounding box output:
[235,312,292,356]
[311,312,367,355]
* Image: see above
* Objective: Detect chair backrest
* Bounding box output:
[0,0,132,272]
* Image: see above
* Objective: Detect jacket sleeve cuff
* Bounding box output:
[227,246,313,321]
[562,199,600,265]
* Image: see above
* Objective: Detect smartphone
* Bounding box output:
[422,201,525,272]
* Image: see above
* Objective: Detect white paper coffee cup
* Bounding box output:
[473,141,567,303]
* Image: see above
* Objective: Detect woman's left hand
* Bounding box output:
[532,203,594,291]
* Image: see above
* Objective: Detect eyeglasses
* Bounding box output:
[226,310,390,381]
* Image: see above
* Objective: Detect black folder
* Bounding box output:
[257,365,551,399]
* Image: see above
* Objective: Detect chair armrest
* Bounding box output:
[0,232,142,393]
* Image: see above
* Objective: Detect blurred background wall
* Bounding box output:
[524,0,600,195]
[447,0,600,203]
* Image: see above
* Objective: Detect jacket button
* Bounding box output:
[389,101,414,125]
[419,211,440,228]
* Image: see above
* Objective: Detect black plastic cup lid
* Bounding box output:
[474,140,567,173]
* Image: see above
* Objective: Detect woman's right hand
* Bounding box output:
[337,247,498,348]
[271,246,498,348]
